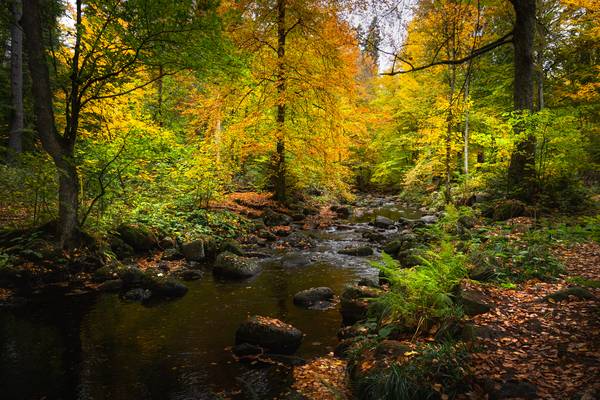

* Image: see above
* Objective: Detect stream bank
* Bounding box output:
[0,194,426,399]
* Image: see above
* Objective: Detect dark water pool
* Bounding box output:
[0,258,376,400]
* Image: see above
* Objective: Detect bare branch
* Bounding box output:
[383,31,513,76]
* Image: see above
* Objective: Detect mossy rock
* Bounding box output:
[182,235,218,261]
[218,239,244,256]
[93,265,120,283]
[116,224,157,252]
[235,315,303,355]
[340,285,383,324]
[213,252,262,279]
[338,246,373,257]
[544,287,594,302]
[490,199,528,221]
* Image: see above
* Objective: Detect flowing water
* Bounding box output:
[0,199,419,400]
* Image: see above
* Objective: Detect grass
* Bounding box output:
[352,342,469,400]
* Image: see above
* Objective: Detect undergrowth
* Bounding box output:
[370,241,467,331]
[352,342,469,400]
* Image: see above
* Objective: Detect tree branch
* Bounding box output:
[383,31,514,76]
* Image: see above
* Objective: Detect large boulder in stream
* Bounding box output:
[373,215,394,229]
[148,277,188,298]
[235,315,303,354]
[213,252,262,279]
[293,287,335,309]
[338,246,374,257]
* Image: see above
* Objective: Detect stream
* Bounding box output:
[0,197,420,400]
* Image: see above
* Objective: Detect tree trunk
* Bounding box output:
[22,0,80,249]
[274,0,287,202]
[8,0,24,161]
[156,64,163,125]
[444,64,456,204]
[507,0,536,199]
[463,73,470,179]
[214,117,222,165]
[536,49,544,111]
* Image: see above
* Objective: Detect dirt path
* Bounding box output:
[466,242,600,399]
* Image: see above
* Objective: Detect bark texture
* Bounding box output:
[22,0,81,249]
[8,0,24,159]
[507,0,537,198]
[274,0,287,202]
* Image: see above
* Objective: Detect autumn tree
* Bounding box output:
[225,0,361,200]
[21,0,224,248]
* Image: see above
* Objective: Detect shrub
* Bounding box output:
[370,241,467,331]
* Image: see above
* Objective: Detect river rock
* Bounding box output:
[293,287,334,309]
[116,224,157,252]
[262,208,292,226]
[357,277,379,287]
[178,269,204,281]
[149,278,188,298]
[182,236,218,262]
[92,265,119,283]
[158,236,176,249]
[373,215,394,229]
[338,246,374,257]
[420,215,438,224]
[258,230,277,241]
[382,233,416,257]
[119,266,148,287]
[279,252,312,268]
[162,247,183,261]
[340,285,383,325]
[219,239,244,256]
[235,315,303,354]
[232,342,264,359]
[213,252,262,279]
[122,288,152,302]
[362,231,387,242]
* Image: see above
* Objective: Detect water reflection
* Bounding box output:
[0,260,374,400]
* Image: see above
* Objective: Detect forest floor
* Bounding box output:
[291,241,600,400]
[288,211,600,400]
[463,241,600,399]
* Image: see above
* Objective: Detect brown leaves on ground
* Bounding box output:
[465,242,600,399]
[292,356,349,400]
[211,192,287,218]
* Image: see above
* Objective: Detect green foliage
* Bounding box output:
[353,342,469,400]
[0,252,11,269]
[542,214,600,243]
[0,153,57,226]
[566,276,600,289]
[469,229,564,283]
[370,242,467,330]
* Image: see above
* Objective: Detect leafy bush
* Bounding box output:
[370,241,467,331]
[353,342,469,400]
[469,229,564,283]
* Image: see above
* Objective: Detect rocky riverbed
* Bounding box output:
[0,194,434,399]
